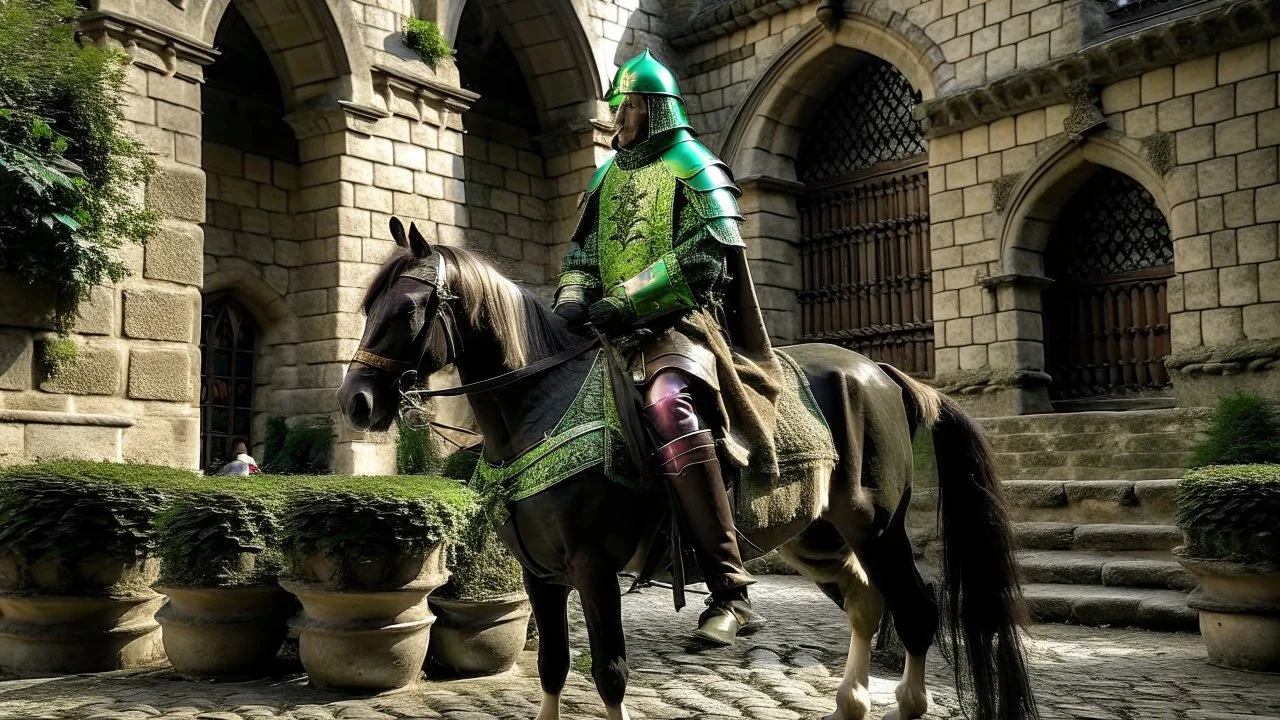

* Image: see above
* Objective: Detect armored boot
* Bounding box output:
[657,428,765,646]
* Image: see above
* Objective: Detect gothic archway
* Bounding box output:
[1044,169,1174,405]
[199,295,258,471]
[795,57,933,375]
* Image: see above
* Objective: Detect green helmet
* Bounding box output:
[607,49,691,137]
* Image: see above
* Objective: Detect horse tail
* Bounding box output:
[877,363,1038,720]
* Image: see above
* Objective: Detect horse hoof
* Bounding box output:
[690,627,735,647]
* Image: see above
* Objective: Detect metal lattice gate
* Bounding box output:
[199,295,257,471]
[796,58,933,376]
[1044,169,1174,400]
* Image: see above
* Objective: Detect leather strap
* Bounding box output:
[407,337,600,398]
[352,349,413,372]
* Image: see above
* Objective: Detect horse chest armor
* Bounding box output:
[597,161,678,290]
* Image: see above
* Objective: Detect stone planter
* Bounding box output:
[427,594,532,677]
[1179,556,1280,673]
[154,585,295,679]
[0,555,165,674]
[279,544,449,692]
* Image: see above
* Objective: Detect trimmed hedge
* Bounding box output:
[436,503,524,602]
[1188,393,1280,468]
[1176,464,1280,567]
[0,462,480,592]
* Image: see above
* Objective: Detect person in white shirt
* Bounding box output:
[216,440,258,475]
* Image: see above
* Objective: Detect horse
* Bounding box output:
[337,218,1037,720]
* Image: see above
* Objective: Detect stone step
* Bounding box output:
[986,430,1204,456]
[1013,522,1184,551]
[1023,583,1198,631]
[978,408,1210,438]
[1001,479,1179,524]
[1017,549,1196,591]
[995,453,1188,482]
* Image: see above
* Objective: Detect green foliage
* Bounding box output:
[396,420,438,475]
[402,18,452,70]
[0,0,157,332]
[436,504,524,601]
[262,417,334,475]
[279,474,476,588]
[1188,393,1280,468]
[1177,464,1280,566]
[155,490,285,588]
[442,447,481,481]
[39,336,77,376]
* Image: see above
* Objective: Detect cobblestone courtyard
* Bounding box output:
[0,577,1275,720]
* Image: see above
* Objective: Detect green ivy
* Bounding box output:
[441,447,481,482]
[403,18,452,70]
[0,0,157,332]
[1188,393,1280,468]
[436,503,524,601]
[262,417,334,475]
[154,489,286,589]
[1176,464,1280,566]
[39,335,77,376]
[396,419,438,475]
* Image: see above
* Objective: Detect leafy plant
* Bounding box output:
[262,417,334,475]
[436,504,524,601]
[154,488,285,588]
[0,0,157,332]
[396,419,438,475]
[403,18,452,70]
[39,335,77,376]
[1188,393,1280,467]
[279,475,475,589]
[1176,464,1280,566]
[441,447,481,481]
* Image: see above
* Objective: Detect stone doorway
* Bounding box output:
[795,57,934,377]
[1043,168,1174,410]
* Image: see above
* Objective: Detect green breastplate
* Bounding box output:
[597,160,677,290]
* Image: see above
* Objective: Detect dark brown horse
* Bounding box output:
[337,219,1036,720]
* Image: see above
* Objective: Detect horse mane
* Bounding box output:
[365,246,575,370]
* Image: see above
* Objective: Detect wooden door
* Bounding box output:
[1044,169,1174,401]
[199,296,257,471]
[796,57,934,376]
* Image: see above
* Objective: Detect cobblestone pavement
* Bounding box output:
[0,576,1276,720]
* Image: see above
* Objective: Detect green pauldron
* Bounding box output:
[607,254,696,322]
[554,282,591,308]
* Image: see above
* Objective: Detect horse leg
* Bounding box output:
[572,557,629,720]
[526,570,571,720]
[777,536,879,720]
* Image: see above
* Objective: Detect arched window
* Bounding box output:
[796,57,933,376]
[1044,169,1174,403]
[200,296,258,470]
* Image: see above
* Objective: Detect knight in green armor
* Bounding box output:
[553,49,769,645]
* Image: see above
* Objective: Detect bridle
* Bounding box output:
[349,252,599,447]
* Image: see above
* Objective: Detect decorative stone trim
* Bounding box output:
[670,0,810,48]
[1142,132,1175,176]
[1165,339,1280,375]
[371,64,479,124]
[736,175,807,196]
[992,174,1023,213]
[915,0,1279,137]
[77,10,217,81]
[0,409,135,428]
[979,273,1054,289]
[931,368,1053,394]
[1063,83,1107,140]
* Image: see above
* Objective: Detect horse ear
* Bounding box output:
[390,217,408,248]
[408,222,432,259]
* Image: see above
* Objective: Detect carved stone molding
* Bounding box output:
[77,9,216,82]
[370,64,479,127]
[992,173,1023,213]
[1063,82,1107,140]
[916,0,1279,137]
[1143,132,1175,175]
[0,409,135,428]
[736,174,807,196]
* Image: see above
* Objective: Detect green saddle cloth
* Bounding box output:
[470,348,839,531]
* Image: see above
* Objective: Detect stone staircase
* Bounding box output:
[909,408,1211,632]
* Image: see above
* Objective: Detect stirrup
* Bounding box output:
[692,598,765,646]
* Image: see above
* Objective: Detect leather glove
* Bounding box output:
[588,297,633,336]
[554,301,588,327]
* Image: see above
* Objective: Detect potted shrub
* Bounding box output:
[1175,464,1280,672]
[152,480,296,679]
[277,475,473,692]
[428,505,530,677]
[0,462,196,673]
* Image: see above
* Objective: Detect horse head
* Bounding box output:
[337,217,454,433]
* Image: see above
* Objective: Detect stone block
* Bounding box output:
[1101,77,1141,113]
[1157,97,1193,132]
[1238,223,1278,263]
[1167,274,1184,312]
[1236,74,1278,115]
[1016,35,1049,69]
[1197,197,1224,233]
[1244,302,1280,339]
[1238,147,1278,189]
[1195,85,1236,125]
[1216,116,1257,155]
[1197,157,1237,196]
[144,224,204,287]
[122,417,199,468]
[1219,264,1258,306]
[24,424,119,462]
[973,24,999,54]
[990,117,1018,151]
[935,290,959,321]
[964,184,995,215]
[947,159,977,188]
[1260,108,1280,147]
[146,162,206,223]
[1202,307,1244,345]
[1258,184,1280,222]
[123,289,194,343]
[1170,311,1202,350]
[1125,106,1157,138]
[1219,41,1269,84]
[1175,55,1216,96]
[1142,67,1174,105]
[997,310,1043,341]
[128,348,193,401]
[1224,191,1255,229]
[1176,126,1215,164]
[38,341,123,396]
[944,318,973,347]
[1016,109,1047,144]
[933,190,964,221]
[1212,228,1237,266]
[1264,259,1280,302]
[1171,200,1197,239]
[0,330,33,391]
[959,344,988,369]
[1182,268,1219,309]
